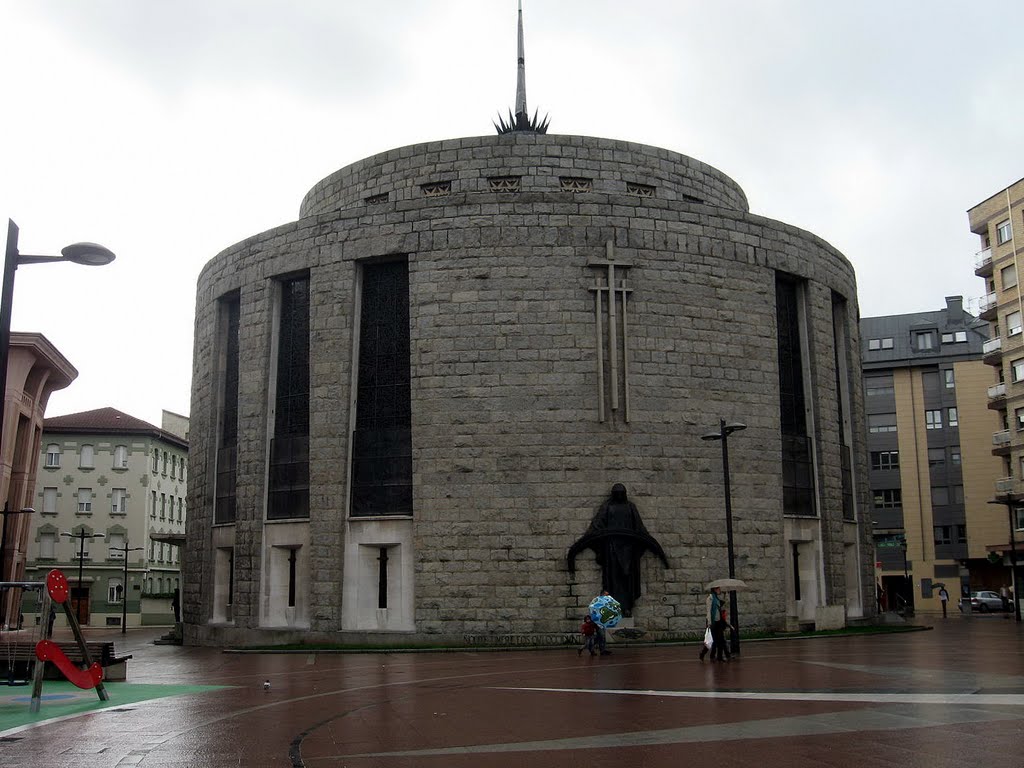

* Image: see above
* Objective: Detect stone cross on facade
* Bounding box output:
[588,241,633,423]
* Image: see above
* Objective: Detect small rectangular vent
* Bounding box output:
[420,181,452,197]
[488,176,521,192]
[626,182,655,198]
[682,193,705,204]
[365,192,389,205]
[560,177,593,192]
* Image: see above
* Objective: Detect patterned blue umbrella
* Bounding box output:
[589,594,622,628]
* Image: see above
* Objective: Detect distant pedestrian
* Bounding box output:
[594,591,612,655]
[172,588,181,623]
[938,586,949,618]
[699,586,728,662]
[578,615,597,656]
[1000,585,1010,612]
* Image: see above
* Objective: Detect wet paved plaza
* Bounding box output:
[1,615,1022,767]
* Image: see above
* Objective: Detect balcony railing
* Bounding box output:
[996,476,1017,493]
[979,292,999,314]
[976,247,993,270]
[983,337,1003,355]
[993,429,1011,446]
[988,382,1007,399]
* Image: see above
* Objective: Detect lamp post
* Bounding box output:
[61,530,104,624]
[989,493,1022,623]
[0,219,114,580]
[702,418,746,655]
[110,541,144,635]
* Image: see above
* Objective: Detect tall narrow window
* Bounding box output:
[111,488,127,514]
[351,260,413,516]
[45,444,61,468]
[776,273,815,517]
[42,487,57,514]
[113,445,128,469]
[268,275,311,520]
[215,294,240,524]
[79,444,94,469]
[832,292,855,521]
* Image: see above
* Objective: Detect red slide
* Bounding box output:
[34,641,103,690]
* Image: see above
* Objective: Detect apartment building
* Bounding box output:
[22,408,188,628]
[862,297,1003,613]
[969,177,1024,611]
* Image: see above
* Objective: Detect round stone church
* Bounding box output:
[184,128,873,647]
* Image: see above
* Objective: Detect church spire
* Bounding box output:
[495,1,549,135]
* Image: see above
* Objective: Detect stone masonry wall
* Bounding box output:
[185,134,867,646]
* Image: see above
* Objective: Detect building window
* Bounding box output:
[111,488,127,515]
[1013,358,1024,382]
[108,578,124,603]
[151,490,157,518]
[178,498,184,522]
[931,486,949,506]
[914,331,936,350]
[934,526,952,546]
[925,410,943,429]
[39,532,56,559]
[873,489,902,508]
[79,444,94,469]
[351,260,413,517]
[927,448,945,468]
[560,176,593,192]
[941,331,968,344]
[77,488,92,513]
[45,444,60,468]
[113,445,128,469]
[162,451,168,474]
[871,451,899,470]
[268,274,311,521]
[997,219,1012,245]
[947,407,958,427]
[108,532,125,558]
[881,337,894,349]
[420,180,451,197]
[152,448,159,472]
[868,413,897,433]
[42,487,57,514]
[869,338,895,350]
[1015,407,1024,431]
[951,447,961,465]
[953,485,965,504]
[160,493,166,520]
[170,456,176,479]
[944,369,955,389]
[1002,264,1018,289]
[865,376,894,396]
[488,176,521,192]
[216,293,240,525]
[1009,311,1023,337]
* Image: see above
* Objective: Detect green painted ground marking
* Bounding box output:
[0,681,229,734]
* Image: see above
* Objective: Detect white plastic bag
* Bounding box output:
[703,627,713,649]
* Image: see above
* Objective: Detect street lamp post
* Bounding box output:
[110,541,144,635]
[702,418,746,655]
[61,530,104,624]
[0,219,114,586]
[989,493,1022,623]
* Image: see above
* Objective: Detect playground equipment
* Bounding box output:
[0,569,108,712]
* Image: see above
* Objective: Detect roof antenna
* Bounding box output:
[495,1,550,134]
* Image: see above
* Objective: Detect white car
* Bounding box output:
[958,591,1006,612]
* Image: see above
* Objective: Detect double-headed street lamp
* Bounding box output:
[61,530,104,623]
[702,418,746,655]
[110,541,144,635]
[988,492,1022,623]
[0,220,115,588]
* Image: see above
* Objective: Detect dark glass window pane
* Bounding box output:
[268,276,311,520]
[215,296,240,524]
[351,261,412,517]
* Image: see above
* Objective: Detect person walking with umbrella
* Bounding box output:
[699,586,729,661]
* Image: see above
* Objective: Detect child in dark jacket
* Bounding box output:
[578,615,597,656]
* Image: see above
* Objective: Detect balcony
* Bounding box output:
[975,247,994,276]
[979,292,999,321]
[983,336,1004,366]
[976,247,994,276]
[993,429,1013,456]
[995,476,1017,494]
[988,381,1007,410]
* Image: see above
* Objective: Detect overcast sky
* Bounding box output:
[1,1,1021,426]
